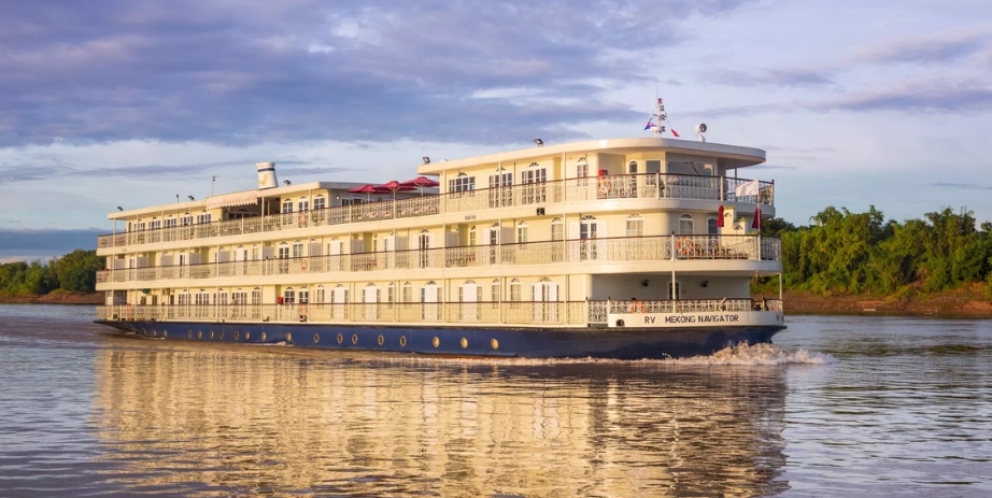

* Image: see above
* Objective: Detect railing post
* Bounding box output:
[757,232,762,261]
[670,232,676,261]
[719,175,724,201]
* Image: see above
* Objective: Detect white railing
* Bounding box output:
[95,298,783,327]
[96,235,779,284]
[97,173,775,248]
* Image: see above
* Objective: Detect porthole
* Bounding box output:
[245,332,250,341]
[491,338,499,350]
[313,333,320,344]
[197,330,203,339]
[219,331,225,340]
[141,328,147,335]
[432,337,440,348]
[460,338,468,349]
[261,332,267,342]
[399,336,407,347]
[352,334,358,345]
[187,330,193,338]
[152,330,158,337]
[286,332,292,342]
[377,335,384,346]
[210,331,215,340]
[234,331,240,340]
[337,333,343,344]
[163,330,168,338]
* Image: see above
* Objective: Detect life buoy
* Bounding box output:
[300,259,308,271]
[676,237,694,257]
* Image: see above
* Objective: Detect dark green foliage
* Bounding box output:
[768,206,992,295]
[0,249,104,296]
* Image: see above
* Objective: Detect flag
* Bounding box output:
[752,205,762,229]
[671,128,680,138]
[734,179,760,198]
[717,205,725,227]
[643,119,654,131]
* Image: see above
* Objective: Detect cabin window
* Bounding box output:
[298,197,309,212]
[509,279,521,301]
[626,214,644,237]
[313,196,326,211]
[468,226,477,246]
[491,279,500,303]
[551,218,563,241]
[181,213,193,226]
[282,199,293,213]
[449,173,475,193]
[283,287,296,304]
[679,214,694,235]
[298,287,309,304]
[197,213,211,224]
[577,158,588,178]
[292,241,304,258]
[251,287,261,305]
[708,217,718,235]
[387,283,395,304]
[402,282,413,303]
[315,285,326,304]
[517,221,528,245]
[628,161,638,174]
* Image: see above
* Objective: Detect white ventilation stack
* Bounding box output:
[256,162,278,189]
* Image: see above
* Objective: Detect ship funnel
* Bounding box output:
[256,162,278,189]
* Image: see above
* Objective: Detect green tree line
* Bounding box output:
[0,249,104,296]
[762,206,992,296]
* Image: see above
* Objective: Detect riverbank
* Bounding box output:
[0,291,103,305]
[762,289,992,317]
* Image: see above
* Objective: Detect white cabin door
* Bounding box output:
[488,225,500,264]
[332,286,348,320]
[461,283,478,321]
[363,286,379,321]
[235,247,248,276]
[578,219,605,261]
[421,283,439,321]
[328,240,342,271]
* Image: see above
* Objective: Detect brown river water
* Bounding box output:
[0,304,990,497]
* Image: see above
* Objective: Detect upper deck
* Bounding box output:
[96,138,772,252]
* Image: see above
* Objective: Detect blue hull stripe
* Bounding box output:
[97,321,785,359]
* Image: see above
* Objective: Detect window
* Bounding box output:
[626,214,645,237]
[292,241,304,258]
[251,287,261,305]
[284,287,296,304]
[491,279,500,303]
[468,226,476,246]
[521,163,547,204]
[517,221,528,245]
[679,214,694,235]
[251,246,259,261]
[298,198,309,212]
[577,158,588,178]
[449,173,475,193]
[402,282,413,303]
[388,283,395,304]
[197,213,211,224]
[150,219,162,230]
[551,218,563,241]
[510,279,521,301]
[316,285,325,304]
[298,287,309,304]
[164,217,177,228]
[278,243,289,259]
[708,217,718,235]
[628,161,638,174]
[313,196,326,211]
[282,199,293,213]
[180,213,193,226]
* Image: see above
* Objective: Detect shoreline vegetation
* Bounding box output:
[2,206,992,317]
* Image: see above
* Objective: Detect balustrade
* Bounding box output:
[97,173,774,249]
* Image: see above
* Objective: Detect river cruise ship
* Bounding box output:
[94,134,785,358]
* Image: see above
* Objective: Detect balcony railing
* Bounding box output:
[95,298,783,328]
[97,173,775,249]
[97,235,781,284]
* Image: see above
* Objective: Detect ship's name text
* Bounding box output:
[650,314,740,324]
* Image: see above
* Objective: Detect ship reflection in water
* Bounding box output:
[93,348,789,496]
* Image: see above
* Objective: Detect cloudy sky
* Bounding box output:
[1,0,991,257]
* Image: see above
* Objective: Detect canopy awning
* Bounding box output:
[206,191,259,210]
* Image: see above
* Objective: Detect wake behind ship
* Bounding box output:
[94,112,786,359]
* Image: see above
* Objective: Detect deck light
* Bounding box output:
[284,179,291,186]
[188,195,195,201]
[422,156,430,164]
[533,138,543,147]
[117,206,123,211]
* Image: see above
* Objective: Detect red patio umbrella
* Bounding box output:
[400,176,440,196]
[375,180,416,200]
[347,184,381,202]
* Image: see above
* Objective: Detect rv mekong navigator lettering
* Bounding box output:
[94,115,785,359]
